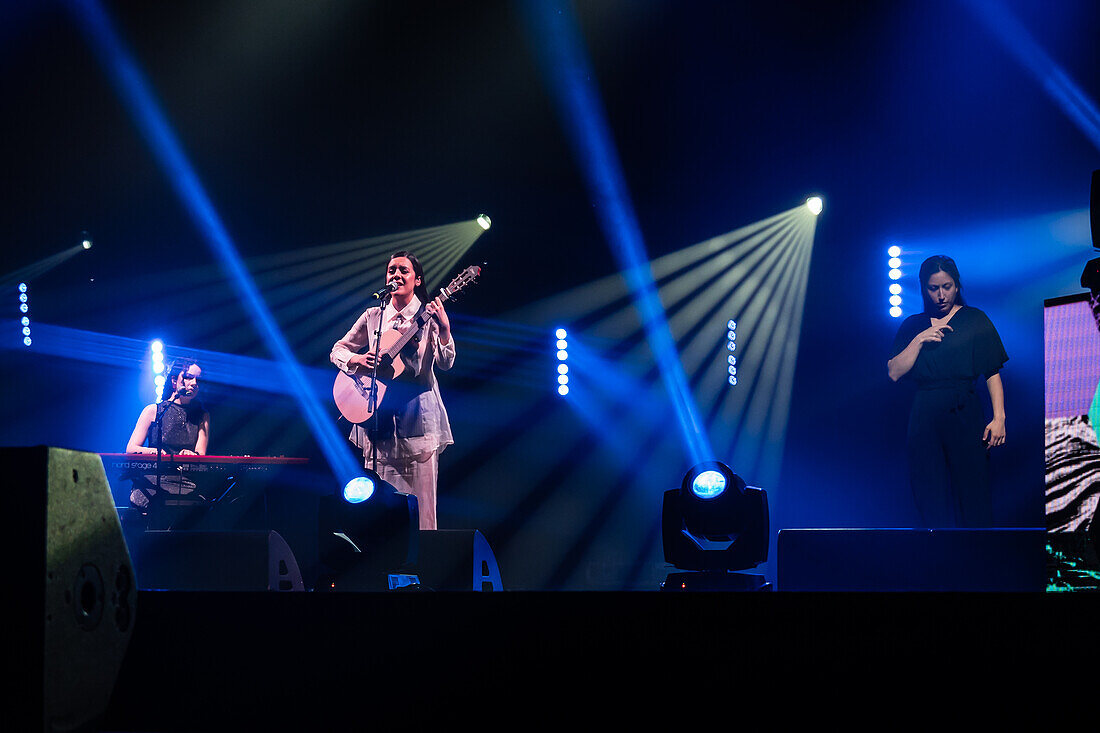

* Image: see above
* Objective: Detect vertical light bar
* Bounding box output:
[19,283,31,346]
[888,245,903,318]
[151,339,165,402]
[555,327,569,396]
[726,319,737,386]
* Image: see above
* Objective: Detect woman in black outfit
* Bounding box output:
[888,255,1007,527]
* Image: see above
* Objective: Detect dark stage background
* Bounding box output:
[2,0,1099,590]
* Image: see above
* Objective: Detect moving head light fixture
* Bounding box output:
[317,470,420,591]
[661,460,770,591]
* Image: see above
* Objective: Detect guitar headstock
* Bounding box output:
[440,264,483,301]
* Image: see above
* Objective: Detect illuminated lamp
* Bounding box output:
[317,469,420,591]
[805,196,823,215]
[661,461,770,590]
[476,214,492,230]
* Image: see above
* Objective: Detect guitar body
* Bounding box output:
[333,329,410,424]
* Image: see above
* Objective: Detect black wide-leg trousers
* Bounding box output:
[907,386,993,528]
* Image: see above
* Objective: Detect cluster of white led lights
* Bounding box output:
[18,283,31,346]
[151,339,167,402]
[887,245,903,318]
[726,319,737,386]
[555,328,569,396]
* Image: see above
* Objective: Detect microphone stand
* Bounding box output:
[368,293,389,474]
[152,395,175,527]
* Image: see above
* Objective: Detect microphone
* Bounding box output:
[371,282,398,299]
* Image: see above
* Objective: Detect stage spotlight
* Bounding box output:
[889,306,903,318]
[691,469,727,499]
[888,245,901,258]
[477,214,492,231]
[888,268,902,280]
[805,196,823,215]
[81,231,93,249]
[661,461,769,590]
[889,283,902,295]
[318,470,420,591]
[343,475,375,503]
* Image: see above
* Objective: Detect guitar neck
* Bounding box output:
[383,290,452,359]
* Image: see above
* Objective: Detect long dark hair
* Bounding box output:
[162,356,200,403]
[390,250,429,304]
[918,255,966,314]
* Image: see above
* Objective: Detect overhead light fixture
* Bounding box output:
[476,214,492,231]
[805,196,823,216]
[661,461,770,590]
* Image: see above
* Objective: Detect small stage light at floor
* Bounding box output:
[661,461,770,590]
[477,214,492,231]
[343,475,375,503]
[805,196,823,215]
[691,469,727,499]
[318,469,419,591]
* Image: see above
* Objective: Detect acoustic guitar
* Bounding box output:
[333,265,481,424]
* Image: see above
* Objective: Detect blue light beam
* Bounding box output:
[964,0,1100,153]
[67,0,362,488]
[523,0,712,465]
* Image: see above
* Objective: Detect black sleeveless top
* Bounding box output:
[147,400,205,454]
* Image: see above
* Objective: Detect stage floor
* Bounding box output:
[98,590,1095,730]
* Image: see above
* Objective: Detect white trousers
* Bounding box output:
[373,451,439,530]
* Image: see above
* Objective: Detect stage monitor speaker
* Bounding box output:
[2,446,136,732]
[416,530,503,591]
[130,530,304,591]
[777,528,1045,591]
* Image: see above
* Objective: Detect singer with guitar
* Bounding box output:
[330,251,455,530]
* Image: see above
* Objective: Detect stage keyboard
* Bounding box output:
[99,454,309,474]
